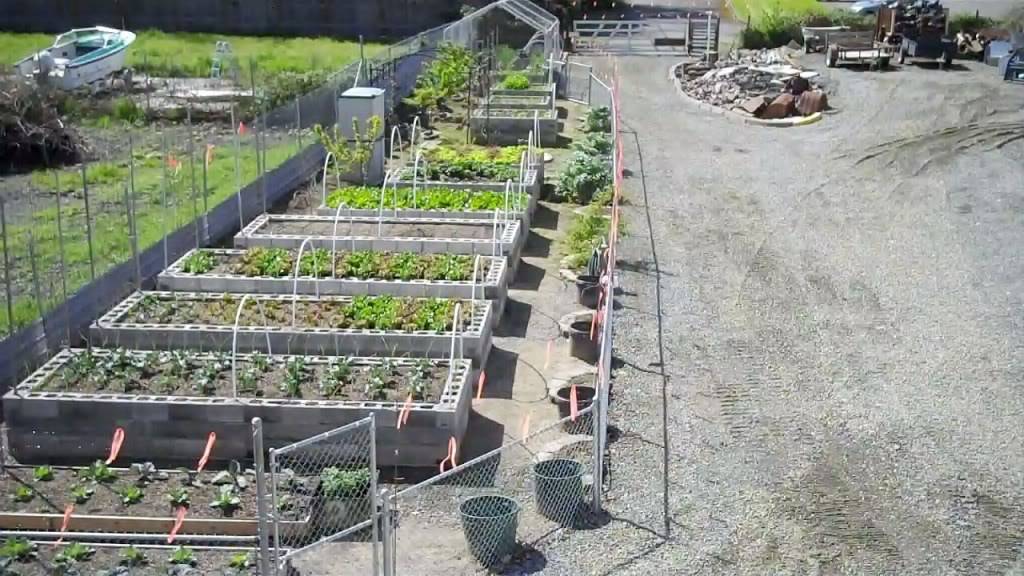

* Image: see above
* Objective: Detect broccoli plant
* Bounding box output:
[364,366,391,401]
[319,467,371,500]
[33,465,54,482]
[167,487,191,508]
[228,552,253,570]
[167,546,195,566]
[119,485,144,506]
[209,485,242,516]
[281,357,306,398]
[53,542,94,566]
[81,460,118,484]
[319,357,352,398]
[0,537,36,562]
[119,546,148,567]
[70,484,94,504]
[11,486,33,503]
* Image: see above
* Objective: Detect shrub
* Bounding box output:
[557,151,611,204]
[501,73,531,90]
[320,467,371,499]
[948,13,999,34]
[583,107,612,134]
[112,97,144,124]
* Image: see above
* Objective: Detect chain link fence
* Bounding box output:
[267,416,379,575]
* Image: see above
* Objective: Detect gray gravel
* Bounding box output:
[535,50,1024,575]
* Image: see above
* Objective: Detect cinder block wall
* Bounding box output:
[0,0,461,38]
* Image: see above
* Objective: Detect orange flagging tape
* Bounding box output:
[237,121,247,136]
[205,144,215,167]
[438,437,459,473]
[196,432,217,473]
[105,427,125,465]
[570,385,580,422]
[544,339,553,370]
[397,394,413,430]
[476,371,486,400]
[590,309,599,341]
[54,504,74,546]
[167,506,187,544]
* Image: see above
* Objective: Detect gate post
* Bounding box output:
[369,414,380,576]
[252,418,273,576]
[381,488,394,576]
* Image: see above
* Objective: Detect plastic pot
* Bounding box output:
[575,275,601,309]
[554,384,595,433]
[567,320,599,364]
[533,458,584,525]
[460,495,520,567]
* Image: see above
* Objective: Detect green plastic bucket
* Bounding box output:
[533,458,584,525]
[459,495,519,567]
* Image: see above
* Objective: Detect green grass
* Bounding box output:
[1,30,380,78]
[730,0,820,26]
[1,138,298,333]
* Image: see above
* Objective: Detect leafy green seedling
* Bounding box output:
[319,467,371,499]
[210,485,242,515]
[167,487,190,508]
[33,465,55,482]
[54,542,94,565]
[0,537,36,561]
[11,486,33,503]
[81,460,118,484]
[167,546,195,566]
[119,546,148,567]
[119,485,144,506]
[228,552,252,570]
[70,485,94,504]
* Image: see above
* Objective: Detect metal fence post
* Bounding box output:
[26,187,43,319]
[128,135,141,290]
[188,105,201,249]
[0,199,13,335]
[269,448,281,574]
[252,418,273,576]
[381,488,394,576]
[81,164,96,280]
[295,97,303,150]
[202,143,210,245]
[161,133,170,270]
[369,414,380,576]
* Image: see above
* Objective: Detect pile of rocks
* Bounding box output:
[677,49,829,119]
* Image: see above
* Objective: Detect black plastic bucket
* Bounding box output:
[533,458,584,525]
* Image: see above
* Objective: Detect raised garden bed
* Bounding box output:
[491,83,555,98]
[317,186,536,223]
[158,249,509,312]
[0,542,259,575]
[0,462,306,537]
[391,143,544,196]
[89,292,493,361]
[485,94,553,111]
[233,214,523,260]
[471,108,560,146]
[5,349,475,467]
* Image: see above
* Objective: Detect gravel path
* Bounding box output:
[537,51,1024,575]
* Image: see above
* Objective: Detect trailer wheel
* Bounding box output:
[826,46,837,68]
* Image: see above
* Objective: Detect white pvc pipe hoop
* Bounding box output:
[533,111,540,153]
[525,129,535,169]
[491,209,500,258]
[410,116,422,152]
[517,151,528,198]
[445,302,462,395]
[230,294,273,398]
[321,152,341,207]
[411,149,428,209]
[291,237,320,327]
[329,207,358,278]
[376,169,397,236]
[470,255,483,304]
[388,126,404,168]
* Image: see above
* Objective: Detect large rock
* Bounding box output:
[761,93,796,119]
[796,90,829,116]
[737,96,768,116]
[785,75,811,96]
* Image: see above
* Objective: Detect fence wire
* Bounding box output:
[269,416,379,576]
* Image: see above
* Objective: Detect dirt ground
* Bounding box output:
[544,31,1024,576]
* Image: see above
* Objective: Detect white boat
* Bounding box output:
[13,26,136,90]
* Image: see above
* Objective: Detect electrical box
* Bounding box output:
[336,87,386,139]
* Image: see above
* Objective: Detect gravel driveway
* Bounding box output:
[539,53,1024,575]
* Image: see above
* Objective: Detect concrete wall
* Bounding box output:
[0,0,461,38]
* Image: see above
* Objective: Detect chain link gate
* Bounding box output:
[265,416,380,575]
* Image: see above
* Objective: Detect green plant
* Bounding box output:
[54,542,94,566]
[119,546,148,567]
[0,538,35,562]
[167,546,196,566]
[250,352,271,372]
[299,248,332,278]
[211,460,250,490]
[119,485,144,506]
[112,97,144,124]
[583,106,612,133]
[365,365,392,400]
[319,467,371,499]
[314,115,384,184]
[557,151,612,204]
[131,461,168,485]
[410,298,455,332]
[501,72,531,90]
[573,132,613,157]
[70,484,94,504]
[181,251,216,274]
[193,363,221,396]
[424,254,474,281]
[11,486,33,503]
[237,247,294,277]
[228,552,253,570]
[282,357,307,398]
[340,251,384,279]
[210,485,242,515]
[33,465,54,482]
[320,357,353,398]
[167,487,191,508]
[404,43,474,114]
[422,145,524,182]
[345,295,399,330]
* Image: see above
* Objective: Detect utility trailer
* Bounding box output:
[878,4,956,68]
[824,30,894,69]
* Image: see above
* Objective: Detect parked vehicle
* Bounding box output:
[13,26,135,89]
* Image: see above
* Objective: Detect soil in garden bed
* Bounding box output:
[195,250,492,283]
[0,465,294,522]
[0,543,258,575]
[37,351,451,403]
[257,220,499,240]
[122,295,475,333]
[474,108,556,119]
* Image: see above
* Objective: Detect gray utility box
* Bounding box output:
[337,86,386,184]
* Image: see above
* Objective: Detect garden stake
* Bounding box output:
[105,427,126,465]
[196,432,217,473]
[167,506,187,544]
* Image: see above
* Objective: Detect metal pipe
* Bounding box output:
[252,418,272,576]
[81,164,96,280]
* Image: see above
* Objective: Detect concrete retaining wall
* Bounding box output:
[0,0,461,39]
[4,349,473,467]
[471,114,560,146]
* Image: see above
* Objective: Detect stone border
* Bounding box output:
[5,349,474,467]
[158,250,509,315]
[233,214,523,259]
[668,61,823,128]
[90,291,494,364]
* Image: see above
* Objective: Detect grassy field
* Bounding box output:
[1,136,300,332]
[1,30,380,77]
[728,0,821,26]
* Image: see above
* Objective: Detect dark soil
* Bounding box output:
[122,295,474,332]
[0,544,258,576]
[0,465,293,521]
[258,220,502,240]
[38,352,451,403]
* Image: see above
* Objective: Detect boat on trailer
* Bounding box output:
[13,26,136,90]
